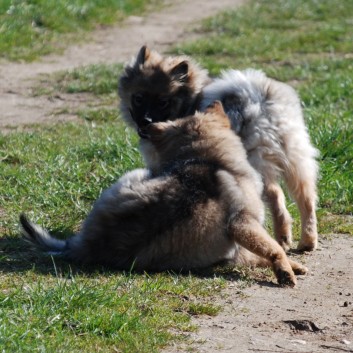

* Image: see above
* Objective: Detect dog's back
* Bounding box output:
[72,158,242,270]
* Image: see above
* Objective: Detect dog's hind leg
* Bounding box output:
[229,217,306,287]
[284,167,318,252]
[264,182,293,252]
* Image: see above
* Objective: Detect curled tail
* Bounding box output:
[19,214,68,255]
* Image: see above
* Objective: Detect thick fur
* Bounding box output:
[118,47,319,252]
[20,103,307,286]
[118,46,210,137]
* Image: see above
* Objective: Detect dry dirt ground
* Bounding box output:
[166,234,353,353]
[1,1,353,352]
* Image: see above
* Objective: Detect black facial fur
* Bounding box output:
[120,50,200,130]
[128,68,197,130]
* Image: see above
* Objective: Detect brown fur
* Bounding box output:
[118,46,319,252]
[20,103,307,286]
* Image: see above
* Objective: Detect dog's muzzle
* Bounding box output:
[138,127,150,139]
[137,116,153,139]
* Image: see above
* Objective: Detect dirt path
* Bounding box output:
[1,1,353,352]
[0,0,244,130]
[166,234,353,353]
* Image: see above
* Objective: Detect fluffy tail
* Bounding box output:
[19,213,68,255]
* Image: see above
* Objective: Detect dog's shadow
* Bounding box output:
[0,228,84,277]
[0,231,280,287]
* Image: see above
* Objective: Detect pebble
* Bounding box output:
[290,339,307,345]
[341,339,351,345]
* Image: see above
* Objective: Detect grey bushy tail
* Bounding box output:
[19,214,68,255]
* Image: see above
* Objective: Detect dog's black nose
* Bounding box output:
[141,116,152,126]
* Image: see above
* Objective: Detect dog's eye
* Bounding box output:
[132,94,143,107]
[158,97,170,109]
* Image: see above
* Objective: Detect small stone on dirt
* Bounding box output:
[284,320,322,332]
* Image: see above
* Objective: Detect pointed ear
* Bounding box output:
[170,61,189,83]
[134,46,150,67]
[205,101,230,128]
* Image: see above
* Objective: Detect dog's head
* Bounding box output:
[142,101,232,167]
[118,46,210,137]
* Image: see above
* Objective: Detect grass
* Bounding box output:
[0,123,140,232]
[1,0,353,351]
[0,268,225,352]
[0,0,160,61]
[53,64,123,96]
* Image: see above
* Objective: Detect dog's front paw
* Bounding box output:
[292,264,308,276]
[275,268,297,287]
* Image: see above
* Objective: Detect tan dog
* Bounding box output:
[118,46,319,252]
[20,103,307,286]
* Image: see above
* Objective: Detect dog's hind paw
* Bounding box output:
[297,236,318,252]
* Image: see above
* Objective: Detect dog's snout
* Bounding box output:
[141,116,152,126]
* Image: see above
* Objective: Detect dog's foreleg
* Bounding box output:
[229,217,307,286]
[237,248,308,276]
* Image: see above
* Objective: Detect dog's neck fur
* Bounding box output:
[140,126,256,183]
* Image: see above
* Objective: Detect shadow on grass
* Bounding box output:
[0,231,279,287]
[0,229,91,277]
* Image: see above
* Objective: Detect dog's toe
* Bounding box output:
[276,269,297,287]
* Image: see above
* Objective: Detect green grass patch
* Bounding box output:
[0,121,141,233]
[0,267,224,353]
[78,107,120,123]
[0,0,160,61]
[53,64,123,95]
[176,0,353,73]
[32,64,122,122]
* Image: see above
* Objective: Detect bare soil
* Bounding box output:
[166,234,353,353]
[1,0,352,352]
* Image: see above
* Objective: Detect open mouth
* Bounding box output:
[138,127,150,139]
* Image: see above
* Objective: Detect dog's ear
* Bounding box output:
[170,61,189,83]
[205,101,230,128]
[134,46,150,67]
